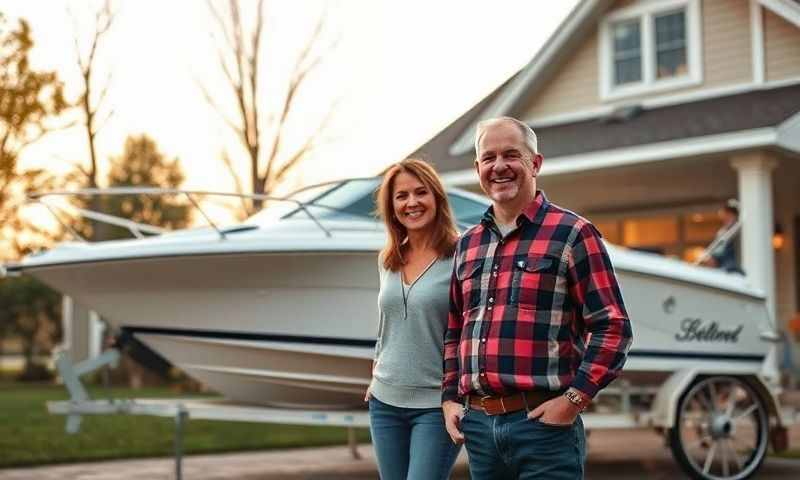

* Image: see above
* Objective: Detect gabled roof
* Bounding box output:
[425,84,800,183]
[437,0,800,159]
[760,0,800,28]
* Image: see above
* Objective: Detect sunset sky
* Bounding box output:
[4,0,578,225]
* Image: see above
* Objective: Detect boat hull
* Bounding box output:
[23,247,772,408]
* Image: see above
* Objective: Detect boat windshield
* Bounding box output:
[245,178,488,229]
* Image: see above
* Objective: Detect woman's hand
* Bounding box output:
[442,400,465,444]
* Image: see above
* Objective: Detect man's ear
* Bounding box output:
[474,159,480,176]
[532,154,544,177]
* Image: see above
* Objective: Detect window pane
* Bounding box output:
[655,11,687,79]
[613,20,642,85]
[684,211,723,244]
[593,220,621,245]
[279,179,381,221]
[615,58,643,85]
[622,216,679,249]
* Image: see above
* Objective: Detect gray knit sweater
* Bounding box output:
[369,255,453,408]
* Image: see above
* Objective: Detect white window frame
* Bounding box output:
[599,0,703,101]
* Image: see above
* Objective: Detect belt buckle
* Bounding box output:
[480,395,506,415]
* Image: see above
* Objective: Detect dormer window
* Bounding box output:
[600,0,702,100]
[655,10,687,79]
[612,20,642,85]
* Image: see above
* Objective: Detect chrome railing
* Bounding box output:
[25,186,346,241]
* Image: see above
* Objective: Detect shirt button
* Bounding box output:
[481,338,486,343]
[488,297,494,304]
[492,272,498,277]
[487,306,493,311]
[480,372,486,377]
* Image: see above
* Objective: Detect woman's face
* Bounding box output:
[391,171,437,234]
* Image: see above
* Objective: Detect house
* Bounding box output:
[414,0,800,335]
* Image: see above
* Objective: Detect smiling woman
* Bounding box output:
[368,158,462,480]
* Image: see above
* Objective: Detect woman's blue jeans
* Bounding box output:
[368,396,461,480]
[461,407,586,480]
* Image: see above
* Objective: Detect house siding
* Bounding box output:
[702,0,752,88]
[521,25,600,121]
[764,9,800,81]
[522,0,754,121]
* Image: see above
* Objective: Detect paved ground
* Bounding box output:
[2,427,799,480]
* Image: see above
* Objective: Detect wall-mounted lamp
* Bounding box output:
[773,223,785,250]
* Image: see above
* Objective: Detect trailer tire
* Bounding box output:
[668,376,769,480]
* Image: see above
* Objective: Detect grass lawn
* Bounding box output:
[0,382,370,468]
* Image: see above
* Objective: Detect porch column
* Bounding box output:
[731,153,778,317]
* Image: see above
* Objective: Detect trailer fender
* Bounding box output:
[650,369,698,429]
[650,369,783,429]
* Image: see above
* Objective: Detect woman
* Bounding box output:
[367,158,461,480]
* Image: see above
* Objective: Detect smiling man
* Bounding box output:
[442,117,633,479]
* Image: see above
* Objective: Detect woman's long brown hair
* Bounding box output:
[376,158,459,272]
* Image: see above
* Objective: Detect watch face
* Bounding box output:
[565,391,583,408]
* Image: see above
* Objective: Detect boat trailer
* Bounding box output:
[50,346,799,480]
[48,349,370,480]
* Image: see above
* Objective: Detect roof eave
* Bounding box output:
[758,0,800,28]
[442,126,793,186]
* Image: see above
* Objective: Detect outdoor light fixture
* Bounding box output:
[773,223,785,250]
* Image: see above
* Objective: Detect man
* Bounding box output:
[700,199,743,274]
[442,117,633,479]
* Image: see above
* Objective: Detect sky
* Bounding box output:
[3,0,579,225]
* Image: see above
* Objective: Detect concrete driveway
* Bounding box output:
[1,428,798,480]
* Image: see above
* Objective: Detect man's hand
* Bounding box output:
[442,400,465,444]
[527,396,580,426]
[364,388,371,402]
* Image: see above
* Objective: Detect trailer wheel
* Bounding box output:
[668,376,769,480]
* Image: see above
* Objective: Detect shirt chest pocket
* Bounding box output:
[456,260,483,311]
[511,254,563,310]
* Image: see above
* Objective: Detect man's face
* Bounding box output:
[475,122,542,206]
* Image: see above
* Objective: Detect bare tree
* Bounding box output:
[201,0,336,217]
[68,0,116,239]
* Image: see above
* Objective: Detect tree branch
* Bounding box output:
[272,99,337,188]
[93,70,114,115]
[262,13,329,188]
[92,107,115,134]
[195,78,245,141]
[206,0,237,54]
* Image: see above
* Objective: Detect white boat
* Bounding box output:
[1,178,776,410]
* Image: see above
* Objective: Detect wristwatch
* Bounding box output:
[563,388,590,411]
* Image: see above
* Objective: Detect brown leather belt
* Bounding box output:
[467,390,562,416]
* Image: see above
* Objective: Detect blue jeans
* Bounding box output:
[368,396,461,480]
[461,407,586,480]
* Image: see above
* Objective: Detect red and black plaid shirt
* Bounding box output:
[442,191,632,402]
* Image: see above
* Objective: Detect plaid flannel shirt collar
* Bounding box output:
[480,190,550,231]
